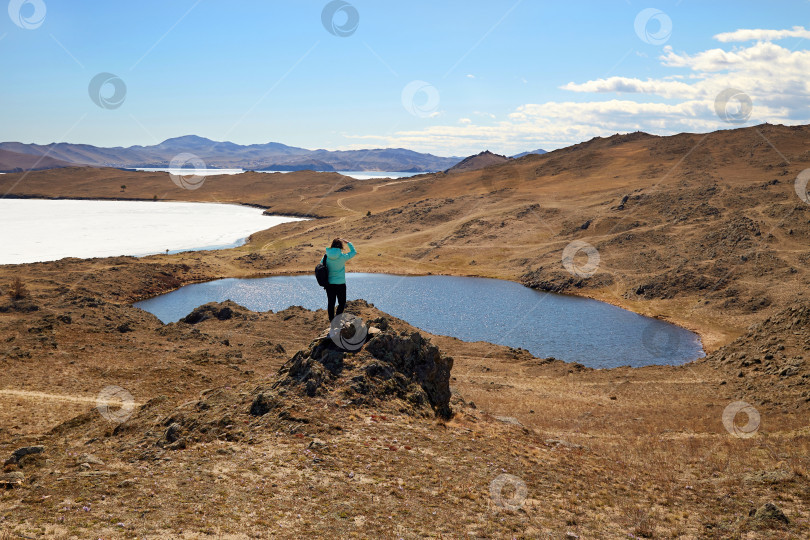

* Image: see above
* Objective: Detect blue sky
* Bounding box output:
[2,0,810,156]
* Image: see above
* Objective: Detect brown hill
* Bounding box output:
[0,148,74,172]
[4,124,810,348]
[0,274,805,537]
[3,124,810,348]
[445,150,510,173]
[1,123,810,537]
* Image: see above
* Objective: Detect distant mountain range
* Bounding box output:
[511,148,547,158]
[0,135,550,174]
[0,135,463,173]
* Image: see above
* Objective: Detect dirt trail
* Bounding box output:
[336,197,359,213]
[0,389,142,407]
[336,176,425,213]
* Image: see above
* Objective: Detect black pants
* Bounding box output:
[325,283,347,321]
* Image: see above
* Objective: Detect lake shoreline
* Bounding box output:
[129,265,709,361]
[0,193,718,355]
[0,198,307,265]
[0,149,800,361]
[2,127,808,537]
[1,193,331,219]
[0,158,792,358]
[134,271,706,367]
[0,192,265,209]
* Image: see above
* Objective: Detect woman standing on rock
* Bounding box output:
[325,238,356,321]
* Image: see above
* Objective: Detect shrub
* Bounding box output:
[9,277,28,300]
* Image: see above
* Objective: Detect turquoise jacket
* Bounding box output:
[325,242,356,285]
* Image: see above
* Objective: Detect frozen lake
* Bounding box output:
[130,168,420,180]
[0,199,305,265]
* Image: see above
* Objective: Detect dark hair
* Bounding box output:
[330,238,343,249]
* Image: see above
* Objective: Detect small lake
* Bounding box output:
[131,168,420,180]
[0,199,305,265]
[134,273,705,368]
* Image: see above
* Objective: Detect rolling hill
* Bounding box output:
[1,123,809,537]
[0,149,75,173]
[445,150,510,173]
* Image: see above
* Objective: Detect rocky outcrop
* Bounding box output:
[89,314,455,458]
[709,301,810,408]
[520,268,615,293]
[180,301,250,324]
[273,317,454,418]
[5,446,44,465]
[363,330,453,417]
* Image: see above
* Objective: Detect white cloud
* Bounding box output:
[348,28,810,155]
[714,25,810,43]
[561,77,697,99]
[459,118,472,124]
[356,99,729,155]
[466,74,475,79]
[660,41,810,74]
[563,41,810,109]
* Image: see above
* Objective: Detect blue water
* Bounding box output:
[134,273,705,369]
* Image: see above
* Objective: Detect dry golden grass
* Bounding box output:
[1,124,809,537]
[1,297,805,538]
[5,124,810,351]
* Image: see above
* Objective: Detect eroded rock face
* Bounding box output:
[274,319,454,418]
[364,331,453,418]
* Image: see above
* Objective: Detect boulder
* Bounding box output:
[752,502,789,525]
[494,416,522,426]
[76,453,104,466]
[9,445,44,464]
[1,471,24,488]
[158,423,186,450]
[164,423,182,443]
[249,393,278,416]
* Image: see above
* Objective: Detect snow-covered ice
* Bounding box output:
[0,199,306,265]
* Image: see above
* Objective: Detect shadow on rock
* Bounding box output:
[272,316,454,418]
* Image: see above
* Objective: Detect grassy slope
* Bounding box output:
[1,124,809,537]
[6,124,809,347]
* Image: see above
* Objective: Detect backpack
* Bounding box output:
[315,254,329,287]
